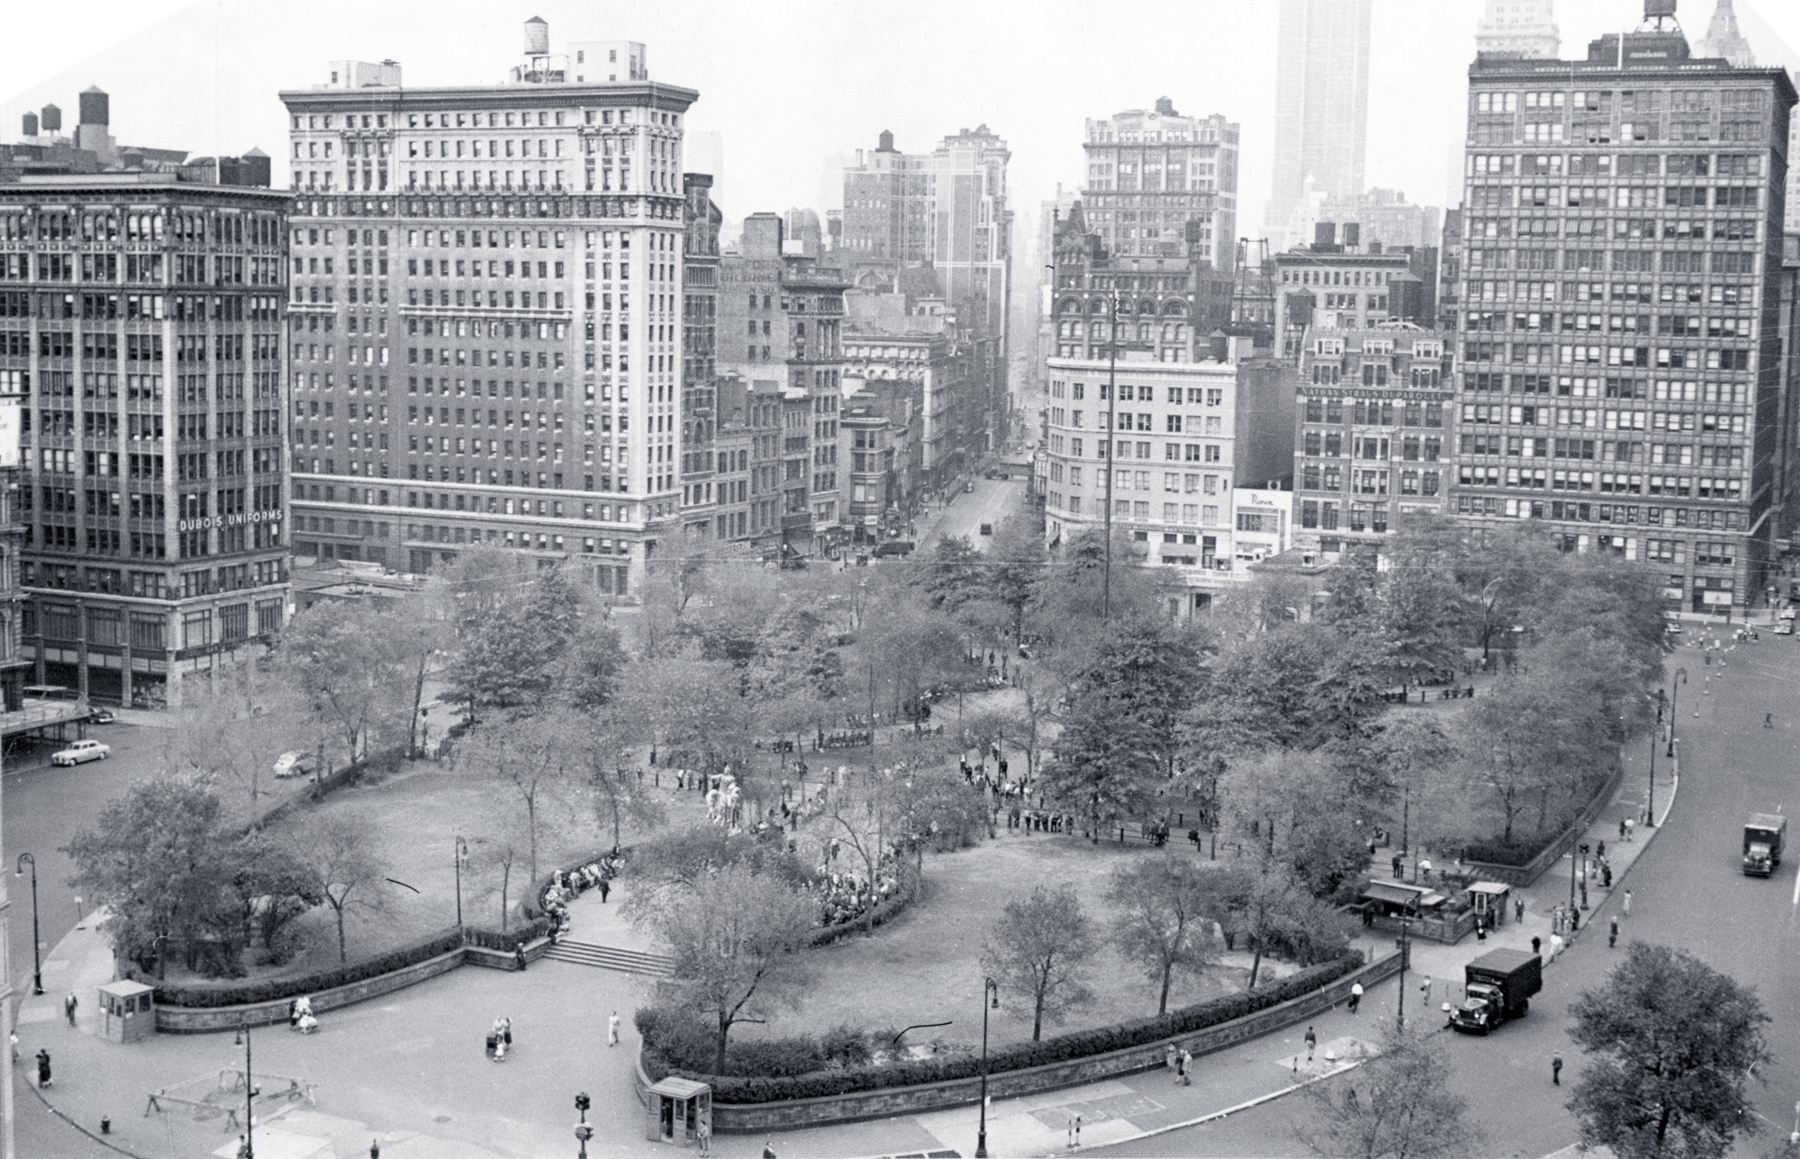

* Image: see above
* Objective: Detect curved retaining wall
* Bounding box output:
[636,950,1403,1133]
[153,939,551,1033]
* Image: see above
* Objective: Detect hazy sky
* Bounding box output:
[4,1,1797,247]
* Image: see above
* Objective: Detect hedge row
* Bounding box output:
[641,950,1364,1103]
[806,871,918,949]
[148,922,536,1008]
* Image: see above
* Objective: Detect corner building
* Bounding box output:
[1451,18,1795,616]
[2,93,289,708]
[279,27,696,595]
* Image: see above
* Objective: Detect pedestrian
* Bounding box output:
[35,1048,50,1088]
[515,945,527,972]
[697,1116,711,1154]
[1173,1047,1186,1085]
[1550,932,1563,961]
[502,1016,512,1048]
[1179,1049,1192,1086]
[1570,907,1581,932]
[1625,817,1635,842]
[1552,1051,1563,1085]
[1418,856,1432,883]
[1623,889,1632,916]
[1476,921,1487,943]
[762,1141,778,1159]
[1420,976,1432,1006]
[1620,817,1628,841]
[1597,839,1606,860]
[1766,712,1774,729]
[1602,862,1613,888]
[1348,982,1363,1014]
[1304,1025,1317,1062]
[1514,896,1525,923]
[370,1141,380,1159]
[1391,852,1403,879]
[63,993,77,1027]
[598,877,610,904]
[237,1135,251,1159]
[1164,1043,1176,1074]
[289,997,301,1028]
[1532,935,1541,956]
[1609,916,1619,948]
[485,1026,498,1058]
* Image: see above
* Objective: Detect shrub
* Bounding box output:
[462,918,551,952]
[639,950,1365,1101]
[1464,835,1559,867]
[150,929,463,1008]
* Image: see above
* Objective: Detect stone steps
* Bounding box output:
[542,938,675,977]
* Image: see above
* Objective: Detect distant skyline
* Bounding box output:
[4,0,1799,247]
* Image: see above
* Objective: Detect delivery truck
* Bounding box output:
[1743,813,1786,877]
[1449,948,1542,1035]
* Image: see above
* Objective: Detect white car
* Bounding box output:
[272,751,316,779]
[51,739,110,766]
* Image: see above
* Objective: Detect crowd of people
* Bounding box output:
[809,843,904,929]
[540,854,623,940]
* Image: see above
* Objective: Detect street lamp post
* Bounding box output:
[976,977,999,1158]
[233,1021,257,1158]
[1396,917,1411,1031]
[574,1092,593,1158]
[15,855,41,995]
[453,836,470,931]
[1668,668,1687,757]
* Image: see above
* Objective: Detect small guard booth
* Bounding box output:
[644,1077,711,1146]
[97,980,154,1043]
[1466,881,1512,926]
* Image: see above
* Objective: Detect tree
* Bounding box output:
[1039,693,1162,842]
[1463,677,1568,845]
[458,711,573,884]
[642,864,818,1074]
[569,712,666,850]
[1377,557,1466,688]
[1107,857,1225,1014]
[286,814,387,964]
[980,885,1096,1041]
[1217,863,1352,988]
[63,775,243,978]
[1184,622,1384,757]
[443,566,583,710]
[1293,1024,1483,1159]
[169,654,310,809]
[277,599,418,762]
[227,832,322,965]
[1567,943,1771,1159]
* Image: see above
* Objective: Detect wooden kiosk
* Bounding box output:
[644,1077,711,1146]
[1466,881,1512,926]
[97,980,154,1043]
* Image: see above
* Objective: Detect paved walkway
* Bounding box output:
[14,735,1678,1159]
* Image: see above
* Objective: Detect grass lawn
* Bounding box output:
[733,831,1292,1053]
[162,756,708,986]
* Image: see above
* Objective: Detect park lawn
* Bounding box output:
[163,756,706,986]
[733,832,1292,1053]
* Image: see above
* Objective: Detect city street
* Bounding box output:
[922,472,1027,549]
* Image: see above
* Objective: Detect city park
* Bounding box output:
[21,502,1775,1159]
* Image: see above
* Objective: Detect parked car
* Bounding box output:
[873,540,915,558]
[88,709,116,725]
[51,739,110,766]
[1775,622,1794,636]
[273,751,317,779]
[979,522,994,536]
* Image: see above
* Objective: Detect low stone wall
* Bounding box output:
[155,948,466,1033]
[153,937,551,1032]
[1467,758,1627,887]
[635,950,1403,1133]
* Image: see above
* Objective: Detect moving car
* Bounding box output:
[51,739,111,766]
[273,751,317,779]
[88,709,116,724]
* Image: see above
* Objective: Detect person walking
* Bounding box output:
[1550,932,1564,961]
[697,1115,711,1155]
[1620,817,1628,841]
[608,1010,621,1047]
[1625,817,1635,842]
[1514,896,1524,923]
[35,1048,50,1088]
[1304,1025,1317,1062]
[598,876,611,904]
[1552,1051,1563,1085]
[1609,916,1619,948]
[1476,921,1488,944]
[1531,935,1541,956]
[1348,982,1363,1014]
[1623,889,1632,917]
[63,993,78,1028]
[514,944,528,972]
[1766,712,1774,729]
[1173,1048,1186,1085]
[1179,1049,1192,1086]
[762,1141,778,1159]
[1164,1043,1177,1074]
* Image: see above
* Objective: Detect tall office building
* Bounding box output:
[279,21,697,597]
[1475,0,1561,60]
[1449,6,1796,617]
[2,89,289,708]
[1268,0,1373,252]
[1079,99,1238,269]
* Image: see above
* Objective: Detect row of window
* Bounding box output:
[1458,465,1743,499]
[1461,343,1752,371]
[1458,404,1747,433]
[1300,467,1442,496]
[1300,433,1444,461]
[1461,374,1746,403]
[1454,494,1747,533]
[1462,248,1758,275]
[1457,435,1742,467]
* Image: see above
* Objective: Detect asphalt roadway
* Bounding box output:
[1095,625,1800,1158]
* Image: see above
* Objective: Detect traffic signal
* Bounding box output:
[575,1092,591,1115]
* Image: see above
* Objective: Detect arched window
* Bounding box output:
[1163,300,1187,317]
